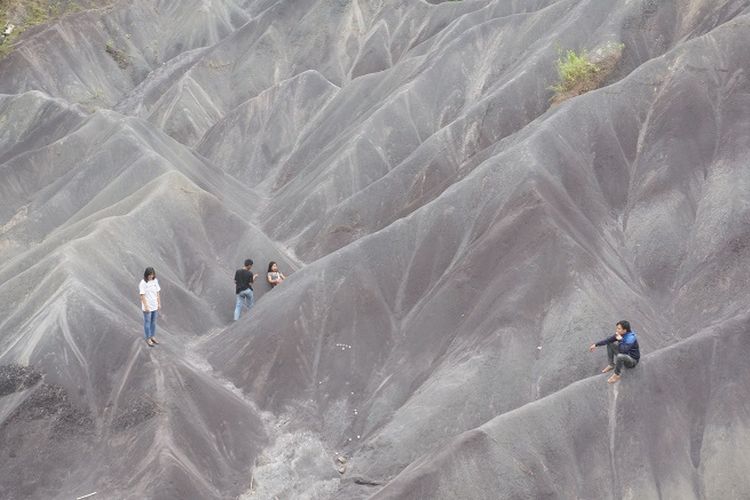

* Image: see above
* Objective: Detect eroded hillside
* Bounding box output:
[1,1,750,498]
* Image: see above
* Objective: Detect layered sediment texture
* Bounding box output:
[1,0,750,498]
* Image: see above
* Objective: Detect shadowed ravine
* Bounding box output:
[1,0,750,498]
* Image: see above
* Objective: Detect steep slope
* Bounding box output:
[372,318,750,499]
[206,9,750,496]
[0,0,749,499]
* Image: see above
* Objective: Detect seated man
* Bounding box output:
[588,320,640,384]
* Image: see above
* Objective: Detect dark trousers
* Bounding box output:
[607,342,638,375]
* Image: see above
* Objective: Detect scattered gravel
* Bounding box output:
[0,364,42,397]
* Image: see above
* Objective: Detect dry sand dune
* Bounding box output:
[1,0,750,498]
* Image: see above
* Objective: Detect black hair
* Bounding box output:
[144,267,156,281]
[268,261,278,273]
[616,320,631,332]
[244,259,253,267]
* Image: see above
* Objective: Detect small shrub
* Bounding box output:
[553,50,598,94]
[550,42,624,104]
[105,39,129,69]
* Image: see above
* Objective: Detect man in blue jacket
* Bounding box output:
[588,320,640,384]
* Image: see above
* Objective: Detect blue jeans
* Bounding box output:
[234,288,254,320]
[143,310,158,339]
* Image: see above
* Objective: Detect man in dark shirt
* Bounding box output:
[233,259,257,320]
[588,320,640,384]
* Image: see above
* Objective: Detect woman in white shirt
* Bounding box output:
[139,267,161,346]
[266,261,286,287]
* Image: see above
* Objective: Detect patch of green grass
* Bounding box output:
[0,33,18,59]
[552,49,598,95]
[550,43,624,104]
[0,0,90,59]
[27,3,50,26]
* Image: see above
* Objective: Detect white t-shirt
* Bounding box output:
[139,279,161,312]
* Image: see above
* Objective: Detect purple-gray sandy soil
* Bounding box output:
[1,0,750,498]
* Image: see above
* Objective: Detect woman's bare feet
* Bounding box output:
[601,365,614,373]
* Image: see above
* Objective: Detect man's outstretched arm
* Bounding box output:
[589,334,617,351]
